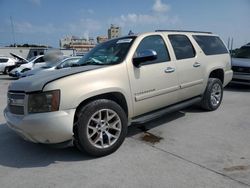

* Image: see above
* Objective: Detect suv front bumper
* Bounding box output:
[4,108,75,144]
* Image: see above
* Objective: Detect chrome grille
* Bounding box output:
[8,92,25,115]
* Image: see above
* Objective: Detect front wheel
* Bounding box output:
[74,99,128,157]
[201,78,223,111]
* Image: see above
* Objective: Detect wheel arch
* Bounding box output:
[208,68,224,84]
[73,92,129,125]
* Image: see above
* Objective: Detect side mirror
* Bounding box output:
[133,49,157,67]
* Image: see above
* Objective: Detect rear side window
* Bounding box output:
[193,35,228,55]
[168,35,196,60]
[135,35,170,64]
[0,58,8,63]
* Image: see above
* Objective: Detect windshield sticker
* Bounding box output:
[116,38,133,44]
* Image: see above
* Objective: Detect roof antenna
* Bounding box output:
[10,16,16,47]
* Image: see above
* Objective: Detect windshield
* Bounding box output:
[57,57,81,69]
[77,36,136,66]
[233,46,250,59]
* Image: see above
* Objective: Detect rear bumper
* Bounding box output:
[4,108,75,144]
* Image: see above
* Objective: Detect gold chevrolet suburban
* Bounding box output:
[4,30,233,156]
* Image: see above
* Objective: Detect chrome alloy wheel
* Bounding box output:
[210,83,222,106]
[87,109,122,149]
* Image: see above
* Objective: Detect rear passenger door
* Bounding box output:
[167,34,204,100]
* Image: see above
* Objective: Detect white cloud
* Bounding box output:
[109,0,178,29]
[67,18,102,36]
[120,13,167,25]
[87,9,94,14]
[152,0,170,13]
[28,0,41,6]
[11,18,102,38]
[110,13,179,28]
[15,21,56,34]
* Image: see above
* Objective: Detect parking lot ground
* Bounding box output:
[0,74,250,188]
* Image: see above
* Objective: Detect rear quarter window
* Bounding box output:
[193,35,228,55]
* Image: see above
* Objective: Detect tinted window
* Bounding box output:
[168,35,196,60]
[35,57,45,63]
[134,35,170,64]
[0,58,8,63]
[193,35,228,55]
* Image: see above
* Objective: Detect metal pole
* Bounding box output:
[10,16,16,46]
[230,38,234,52]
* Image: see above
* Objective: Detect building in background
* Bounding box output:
[59,36,96,55]
[108,24,121,39]
[0,47,46,59]
[97,36,108,44]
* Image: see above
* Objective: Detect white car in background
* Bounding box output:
[20,56,81,78]
[9,55,45,77]
[0,56,17,74]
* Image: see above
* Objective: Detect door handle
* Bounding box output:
[193,62,201,68]
[165,67,175,73]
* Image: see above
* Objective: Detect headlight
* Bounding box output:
[28,90,60,113]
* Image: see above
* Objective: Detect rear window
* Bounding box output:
[168,35,196,60]
[193,35,228,55]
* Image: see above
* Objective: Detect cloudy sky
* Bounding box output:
[0,0,249,48]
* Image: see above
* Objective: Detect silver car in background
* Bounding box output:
[231,44,250,85]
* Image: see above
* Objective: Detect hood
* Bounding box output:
[8,65,103,92]
[232,58,250,67]
[10,52,28,63]
[19,67,44,78]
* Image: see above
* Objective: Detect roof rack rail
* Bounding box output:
[155,30,212,34]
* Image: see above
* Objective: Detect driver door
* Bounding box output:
[127,34,180,116]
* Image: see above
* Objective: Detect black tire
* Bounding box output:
[74,99,128,157]
[201,78,223,111]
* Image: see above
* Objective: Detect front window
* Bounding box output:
[134,35,170,65]
[77,37,136,66]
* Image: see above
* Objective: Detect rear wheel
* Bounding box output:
[201,78,223,111]
[74,99,128,157]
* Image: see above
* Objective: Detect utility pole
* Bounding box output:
[230,38,234,52]
[10,16,16,47]
[227,37,230,49]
